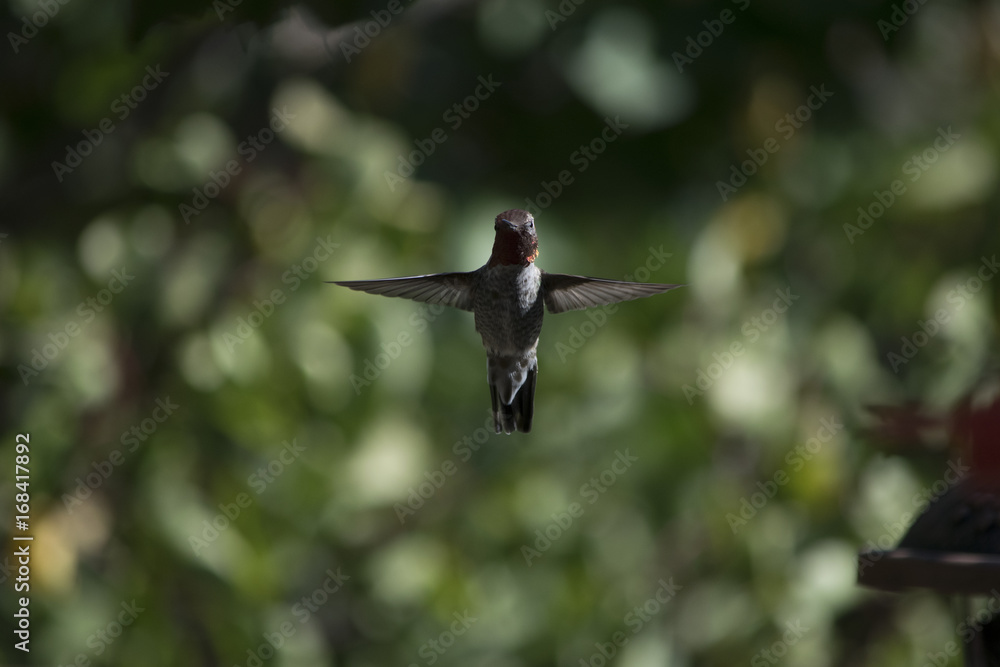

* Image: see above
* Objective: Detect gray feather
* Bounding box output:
[541,273,682,314]
[331,273,475,311]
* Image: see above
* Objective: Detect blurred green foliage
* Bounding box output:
[2,0,999,665]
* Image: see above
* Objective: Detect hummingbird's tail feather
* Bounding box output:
[487,353,537,434]
[490,384,516,435]
[512,363,536,433]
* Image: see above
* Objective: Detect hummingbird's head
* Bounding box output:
[489,209,538,267]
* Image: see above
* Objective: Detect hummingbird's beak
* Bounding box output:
[498,218,518,231]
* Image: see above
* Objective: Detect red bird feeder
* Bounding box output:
[858,389,1000,666]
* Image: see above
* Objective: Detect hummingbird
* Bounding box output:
[333,209,680,434]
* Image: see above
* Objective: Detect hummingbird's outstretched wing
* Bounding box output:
[330,273,475,311]
[541,273,682,314]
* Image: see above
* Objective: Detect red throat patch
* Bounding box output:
[489,232,538,267]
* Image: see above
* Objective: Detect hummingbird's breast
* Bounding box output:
[473,263,544,356]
